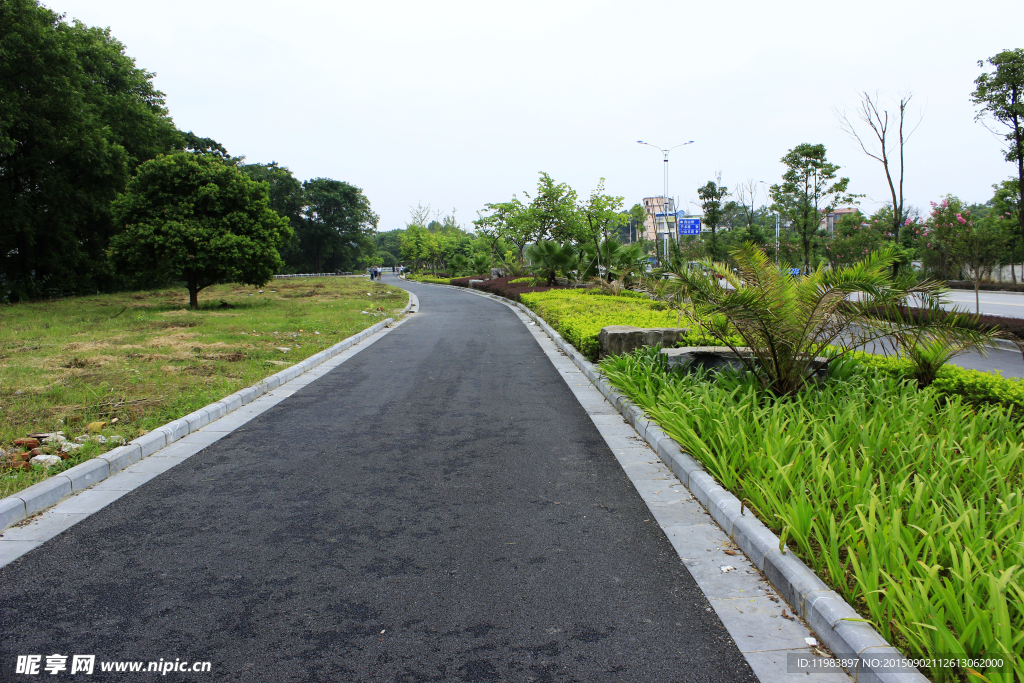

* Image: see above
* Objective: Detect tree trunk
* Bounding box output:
[188,279,200,310]
[975,279,980,314]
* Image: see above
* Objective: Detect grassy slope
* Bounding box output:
[0,277,406,497]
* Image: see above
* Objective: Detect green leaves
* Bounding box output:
[111,153,292,308]
[0,0,178,301]
[769,143,858,273]
[601,349,1024,679]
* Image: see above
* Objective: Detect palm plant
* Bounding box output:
[471,252,490,275]
[526,240,576,286]
[651,243,998,396]
[449,254,469,277]
[868,289,1016,387]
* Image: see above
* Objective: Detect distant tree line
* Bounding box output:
[0,0,377,303]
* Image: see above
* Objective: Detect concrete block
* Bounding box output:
[632,417,652,442]
[221,393,243,413]
[804,591,860,642]
[19,475,72,515]
[238,386,259,405]
[657,441,703,481]
[183,409,210,432]
[62,458,110,491]
[205,401,228,422]
[133,430,167,458]
[687,471,721,507]
[123,443,145,466]
[163,420,189,442]
[0,497,27,531]
[763,548,830,613]
[729,514,779,571]
[623,404,644,430]
[832,619,890,659]
[262,375,281,391]
[99,446,132,472]
[646,426,669,449]
[706,489,743,535]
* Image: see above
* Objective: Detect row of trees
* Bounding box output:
[1,0,378,303]
[667,48,1023,288]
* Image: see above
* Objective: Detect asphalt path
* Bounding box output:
[0,276,756,683]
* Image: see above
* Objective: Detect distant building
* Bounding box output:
[642,196,675,240]
[820,207,858,235]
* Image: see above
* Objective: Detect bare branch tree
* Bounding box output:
[734,179,760,229]
[836,90,923,273]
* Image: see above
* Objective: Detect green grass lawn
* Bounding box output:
[0,277,406,498]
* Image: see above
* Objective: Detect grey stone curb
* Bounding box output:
[0,293,415,533]
[418,280,926,683]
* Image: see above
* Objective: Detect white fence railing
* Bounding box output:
[273,272,356,278]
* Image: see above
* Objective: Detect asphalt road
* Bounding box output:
[941,288,1024,319]
[0,277,756,683]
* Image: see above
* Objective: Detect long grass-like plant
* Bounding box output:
[602,348,1023,682]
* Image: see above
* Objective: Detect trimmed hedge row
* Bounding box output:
[851,351,1024,414]
[463,276,555,302]
[520,289,685,359]
[405,274,453,284]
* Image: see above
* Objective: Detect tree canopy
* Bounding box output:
[0,0,179,300]
[769,144,857,273]
[111,153,292,308]
[973,49,1024,252]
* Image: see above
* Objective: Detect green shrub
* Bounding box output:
[849,351,1024,414]
[509,277,538,286]
[601,348,1024,680]
[405,274,452,285]
[520,289,688,359]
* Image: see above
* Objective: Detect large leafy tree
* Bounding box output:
[697,180,730,261]
[526,172,578,244]
[474,197,535,269]
[239,162,305,267]
[296,178,378,273]
[770,144,857,274]
[0,0,178,300]
[973,49,1024,258]
[111,153,292,308]
[577,179,625,278]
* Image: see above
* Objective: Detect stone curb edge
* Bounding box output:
[413,280,926,683]
[0,292,417,534]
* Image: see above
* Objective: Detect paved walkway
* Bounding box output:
[0,277,758,682]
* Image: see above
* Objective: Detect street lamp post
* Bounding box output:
[638,140,693,264]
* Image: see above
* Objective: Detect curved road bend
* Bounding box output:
[0,276,757,683]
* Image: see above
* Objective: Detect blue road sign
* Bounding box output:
[677,216,702,235]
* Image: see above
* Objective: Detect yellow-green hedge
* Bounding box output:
[519,289,688,359]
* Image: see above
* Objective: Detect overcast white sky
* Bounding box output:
[52,0,1024,231]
